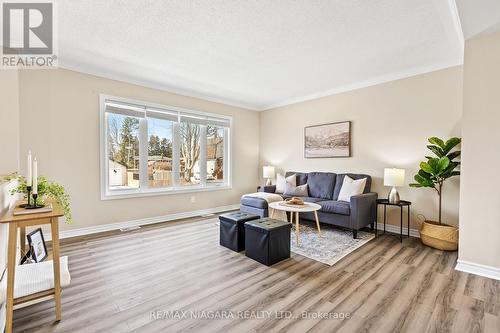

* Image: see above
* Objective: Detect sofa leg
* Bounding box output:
[353,230,358,239]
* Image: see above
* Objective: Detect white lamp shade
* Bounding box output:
[384,168,405,187]
[263,166,275,179]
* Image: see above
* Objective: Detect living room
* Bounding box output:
[0,1,499,332]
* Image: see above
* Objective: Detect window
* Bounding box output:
[100,95,231,199]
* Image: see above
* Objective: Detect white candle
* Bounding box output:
[32,158,38,195]
[27,151,32,186]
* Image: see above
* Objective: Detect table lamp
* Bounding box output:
[263,166,275,186]
[384,168,405,204]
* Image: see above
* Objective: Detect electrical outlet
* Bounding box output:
[190,196,196,203]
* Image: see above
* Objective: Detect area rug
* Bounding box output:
[291,223,375,266]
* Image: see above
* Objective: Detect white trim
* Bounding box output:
[376,223,420,238]
[448,0,465,47]
[44,204,239,241]
[59,61,261,111]
[455,260,500,281]
[261,61,463,110]
[61,59,463,112]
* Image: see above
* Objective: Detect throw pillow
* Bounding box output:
[276,173,296,194]
[337,176,367,202]
[284,183,309,197]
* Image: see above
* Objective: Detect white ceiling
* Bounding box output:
[456,0,500,39]
[57,0,464,111]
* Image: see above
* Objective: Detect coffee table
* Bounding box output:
[268,201,322,245]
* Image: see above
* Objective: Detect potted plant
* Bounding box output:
[409,137,460,251]
[5,173,73,224]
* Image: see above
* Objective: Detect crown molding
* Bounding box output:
[261,60,463,111]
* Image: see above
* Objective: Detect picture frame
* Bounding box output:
[304,121,351,158]
[27,228,48,263]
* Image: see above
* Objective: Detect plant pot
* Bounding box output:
[419,220,458,251]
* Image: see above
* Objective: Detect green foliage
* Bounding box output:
[6,174,73,224]
[409,137,461,223]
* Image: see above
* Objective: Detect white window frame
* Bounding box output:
[99,94,232,200]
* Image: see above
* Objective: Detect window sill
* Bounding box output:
[101,184,232,200]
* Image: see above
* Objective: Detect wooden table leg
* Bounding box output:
[19,226,26,258]
[295,212,300,246]
[314,210,322,237]
[289,211,293,224]
[51,217,62,321]
[6,223,18,333]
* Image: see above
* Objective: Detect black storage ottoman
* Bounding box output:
[244,218,291,266]
[219,211,260,252]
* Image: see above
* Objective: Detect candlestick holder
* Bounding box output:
[19,186,32,208]
[25,193,45,209]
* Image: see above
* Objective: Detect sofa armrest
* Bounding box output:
[350,192,378,230]
[257,185,276,193]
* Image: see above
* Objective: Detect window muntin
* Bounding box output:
[101,96,231,198]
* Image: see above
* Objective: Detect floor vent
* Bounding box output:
[120,226,141,232]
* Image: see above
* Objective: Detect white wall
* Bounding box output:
[18,68,260,232]
[260,67,463,229]
[459,31,500,272]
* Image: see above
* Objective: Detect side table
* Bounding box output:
[376,199,411,242]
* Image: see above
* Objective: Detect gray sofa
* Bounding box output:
[240,172,378,238]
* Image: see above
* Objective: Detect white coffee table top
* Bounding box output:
[268,201,321,212]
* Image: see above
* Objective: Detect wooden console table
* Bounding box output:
[0,200,64,333]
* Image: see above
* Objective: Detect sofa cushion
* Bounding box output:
[286,172,308,185]
[333,174,372,200]
[306,172,336,200]
[318,200,351,216]
[284,183,309,196]
[241,196,268,209]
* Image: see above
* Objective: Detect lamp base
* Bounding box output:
[388,187,400,204]
[266,178,272,186]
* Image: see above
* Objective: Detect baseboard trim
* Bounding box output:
[45,204,239,241]
[455,260,500,281]
[376,223,420,238]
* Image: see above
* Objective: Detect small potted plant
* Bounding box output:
[409,137,460,251]
[6,173,73,224]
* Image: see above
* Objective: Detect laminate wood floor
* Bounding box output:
[12,215,500,333]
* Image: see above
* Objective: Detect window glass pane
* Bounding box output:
[179,122,201,185]
[148,117,173,188]
[107,113,140,190]
[207,125,224,184]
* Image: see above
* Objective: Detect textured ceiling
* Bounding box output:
[56,0,464,110]
[456,0,500,39]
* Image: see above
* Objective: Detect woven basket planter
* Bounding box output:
[419,220,458,251]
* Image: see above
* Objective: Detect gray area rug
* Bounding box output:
[291,223,375,266]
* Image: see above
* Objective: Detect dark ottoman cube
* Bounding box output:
[219,211,260,252]
[244,218,291,266]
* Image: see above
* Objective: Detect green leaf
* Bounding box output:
[428,137,445,149]
[427,145,445,157]
[427,158,440,173]
[419,161,433,174]
[447,151,461,161]
[437,157,450,173]
[409,183,423,188]
[414,174,435,187]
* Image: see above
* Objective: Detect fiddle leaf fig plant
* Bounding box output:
[409,137,461,224]
[5,173,73,224]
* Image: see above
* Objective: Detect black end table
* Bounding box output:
[376,199,411,242]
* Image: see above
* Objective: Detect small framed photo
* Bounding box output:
[304,121,351,158]
[27,228,48,262]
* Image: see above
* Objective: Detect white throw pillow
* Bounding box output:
[337,176,367,202]
[284,183,309,197]
[276,173,296,194]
